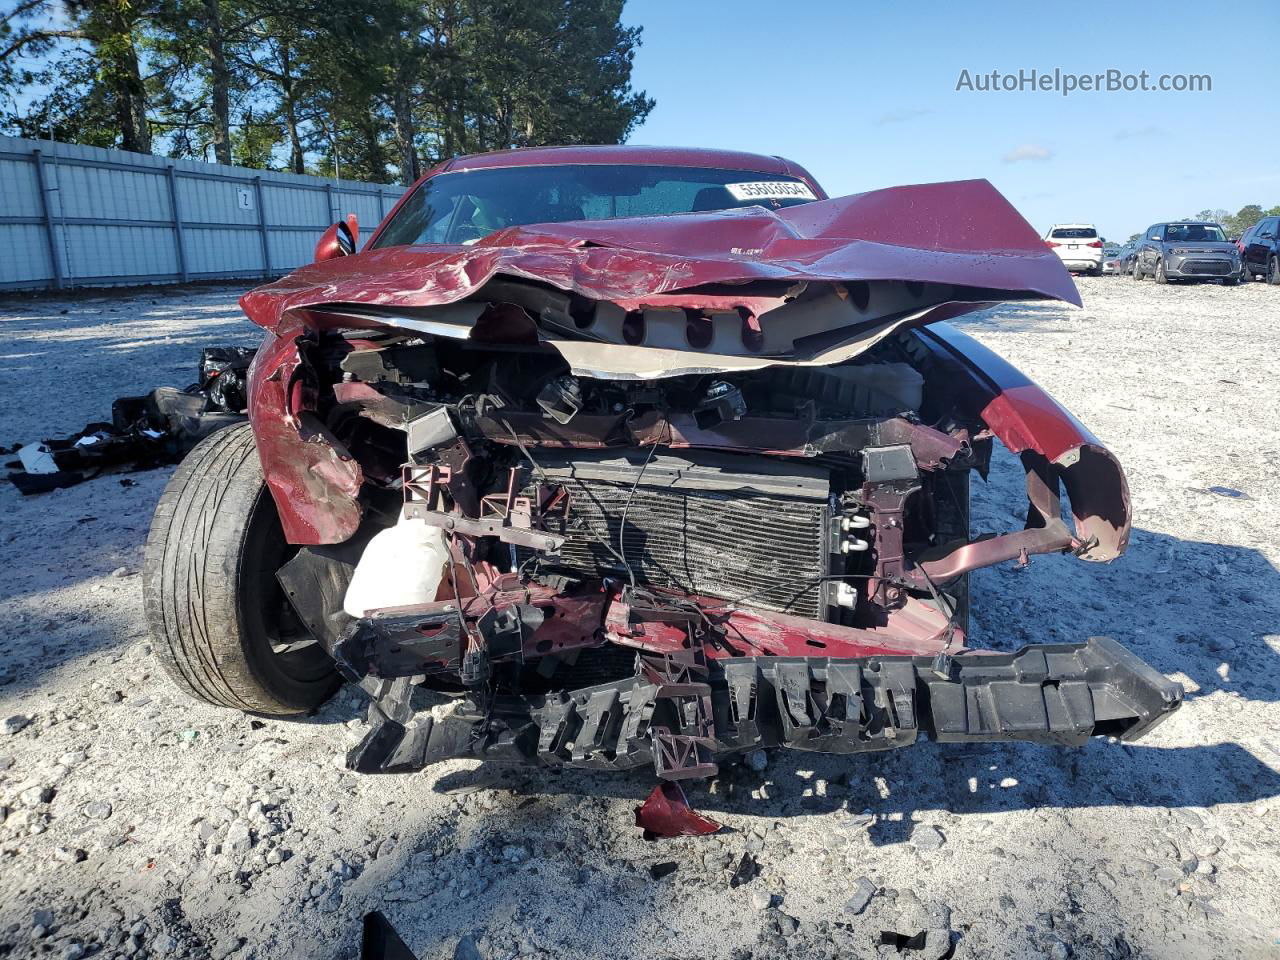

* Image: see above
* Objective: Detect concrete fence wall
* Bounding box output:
[0,135,406,291]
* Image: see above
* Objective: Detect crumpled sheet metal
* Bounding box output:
[634,781,722,839]
[248,331,364,545]
[919,323,1132,561]
[239,179,1081,342]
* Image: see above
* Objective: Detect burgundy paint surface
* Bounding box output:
[247,331,364,544]
[634,781,722,839]
[919,323,1101,462]
[240,178,1080,338]
[918,323,1132,559]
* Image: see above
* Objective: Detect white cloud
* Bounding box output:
[1002,143,1053,164]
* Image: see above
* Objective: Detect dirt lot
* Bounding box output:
[1,277,1278,960]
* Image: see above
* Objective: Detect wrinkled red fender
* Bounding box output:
[918,323,1131,560]
[247,328,364,545]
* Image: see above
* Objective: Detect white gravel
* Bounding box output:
[1,277,1278,959]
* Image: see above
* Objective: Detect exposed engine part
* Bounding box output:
[405,406,457,460]
[692,380,747,428]
[535,375,584,424]
[343,515,450,618]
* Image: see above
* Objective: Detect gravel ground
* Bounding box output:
[1,277,1278,960]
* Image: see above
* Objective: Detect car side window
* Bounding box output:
[1263,218,1278,239]
[1147,225,1162,241]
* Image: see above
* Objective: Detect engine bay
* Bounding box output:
[307,322,986,635]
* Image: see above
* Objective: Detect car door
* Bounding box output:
[1246,218,1276,272]
[1140,224,1163,270]
[1239,222,1258,272]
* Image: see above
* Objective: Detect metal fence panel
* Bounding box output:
[0,135,406,291]
[0,154,44,218]
[0,224,54,285]
[186,227,267,277]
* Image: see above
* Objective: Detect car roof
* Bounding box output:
[440,144,809,178]
[1166,221,1221,227]
[1048,223,1096,228]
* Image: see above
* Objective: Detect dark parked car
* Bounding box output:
[1132,221,1242,284]
[1238,216,1280,283]
[142,146,1181,784]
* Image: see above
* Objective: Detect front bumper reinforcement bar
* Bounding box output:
[345,636,1182,775]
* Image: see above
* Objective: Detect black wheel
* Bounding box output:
[143,422,340,715]
[1269,255,1280,285]
[1154,258,1168,284]
[1132,258,1144,281]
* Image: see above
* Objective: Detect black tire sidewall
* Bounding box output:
[143,422,339,715]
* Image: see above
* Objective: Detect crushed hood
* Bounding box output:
[240,178,1080,378]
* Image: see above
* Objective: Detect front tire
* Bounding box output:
[1154,258,1168,283]
[1269,255,1280,285]
[143,422,340,715]
[1132,259,1144,280]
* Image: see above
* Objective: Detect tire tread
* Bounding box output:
[143,422,335,715]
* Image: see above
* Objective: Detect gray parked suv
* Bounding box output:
[1132,221,1242,285]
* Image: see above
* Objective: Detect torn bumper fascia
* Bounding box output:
[915,323,1131,562]
[346,636,1183,775]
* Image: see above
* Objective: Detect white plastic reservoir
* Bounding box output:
[343,515,451,618]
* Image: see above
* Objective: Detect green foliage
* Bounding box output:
[1,0,653,182]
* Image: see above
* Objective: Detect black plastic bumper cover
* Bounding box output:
[347,636,1183,775]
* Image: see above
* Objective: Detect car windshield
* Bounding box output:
[372,164,818,248]
[1164,224,1226,242]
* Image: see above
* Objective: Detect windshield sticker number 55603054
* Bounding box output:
[725,181,817,202]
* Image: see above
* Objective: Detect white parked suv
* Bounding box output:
[1044,224,1103,275]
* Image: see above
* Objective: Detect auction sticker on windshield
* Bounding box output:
[725,181,817,202]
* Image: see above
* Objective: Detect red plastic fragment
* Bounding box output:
[635,781,721,840]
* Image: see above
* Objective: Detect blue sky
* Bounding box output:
[624,0,1280,242]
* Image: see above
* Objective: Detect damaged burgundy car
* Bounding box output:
[142,145,1182,781]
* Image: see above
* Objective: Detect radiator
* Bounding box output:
[525,450,832,619]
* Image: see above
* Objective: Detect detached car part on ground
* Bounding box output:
[143,146,1182,784]
[6,347,255,494]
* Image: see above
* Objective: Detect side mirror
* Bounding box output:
[314,213,360,263]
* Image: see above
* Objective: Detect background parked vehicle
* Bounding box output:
[1103,245,1134,275]
[1132,221,1242,285]
[1238,216,1280,283]
[1044,223,1104,275]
